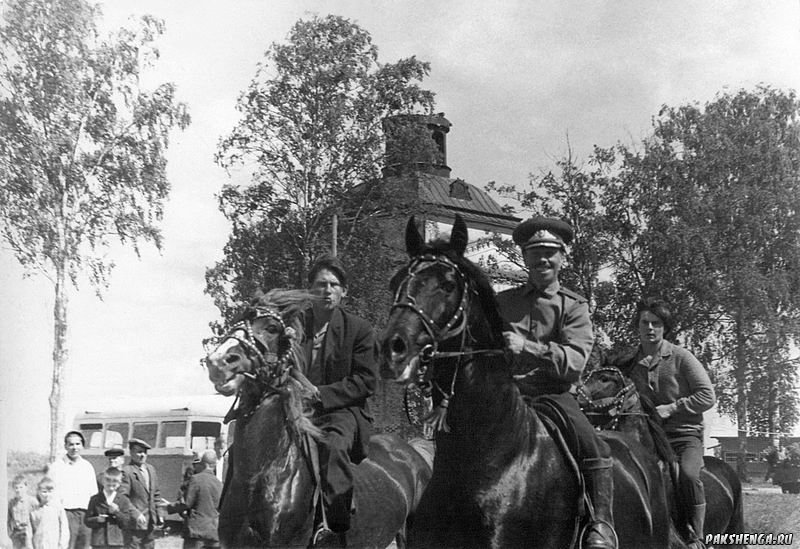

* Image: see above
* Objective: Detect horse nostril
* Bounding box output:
[224,354,240,365]
[390,335,407,356]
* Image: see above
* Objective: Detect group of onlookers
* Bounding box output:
[7,431,221,549]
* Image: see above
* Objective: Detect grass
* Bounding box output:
[740,480,800,548]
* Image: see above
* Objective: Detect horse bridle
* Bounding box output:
[578,366,645,429]
[391,254,504,425]
[215,306,298,421]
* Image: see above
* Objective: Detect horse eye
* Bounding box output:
[265,325,281,334]
[441,280,456,293]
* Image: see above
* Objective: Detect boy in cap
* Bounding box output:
[164,450,222,549]
[496,216,617,549]
[119,439,162,549]
[84,467,137,548]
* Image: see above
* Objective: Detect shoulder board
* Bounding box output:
[557,286,587,303]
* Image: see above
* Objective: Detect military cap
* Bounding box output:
[512,216,573,250]
[104,447,125,457]
[128,438,152,451]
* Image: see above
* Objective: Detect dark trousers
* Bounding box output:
[530,391,612,459]
[670,434,705,506]
[66,509,92,549]
[123,529,155,549]
[315,409,358,533]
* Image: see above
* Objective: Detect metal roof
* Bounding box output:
[412,172,520,234]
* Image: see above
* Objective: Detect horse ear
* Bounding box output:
[450,215,468,256]
[406,217,424,257]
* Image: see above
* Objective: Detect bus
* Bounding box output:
[72,394,234,521]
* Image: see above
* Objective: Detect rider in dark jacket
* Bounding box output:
[302,254,378,544]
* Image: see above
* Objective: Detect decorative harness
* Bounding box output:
[391,253,504,429]
[577,366,646,431]
[217,306,298,423]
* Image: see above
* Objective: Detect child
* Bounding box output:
[7,474,37,549]
[27,477,69,549]
[84,467,136,549]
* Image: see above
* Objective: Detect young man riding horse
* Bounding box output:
[496,216,617,549]
[608,298,716,549]
[301,254,377,546]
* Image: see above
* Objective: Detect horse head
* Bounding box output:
[206,289,314,396]
[577,365,644,429]
[382,215,505,388]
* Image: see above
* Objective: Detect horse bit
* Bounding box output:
[215,306,297,421]
[391,254,503,422]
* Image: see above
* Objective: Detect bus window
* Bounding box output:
[80,423,103,449]
[160,421,187,448]
[132,422,158,449]
[190,421,221,452]
[105,423,129,448]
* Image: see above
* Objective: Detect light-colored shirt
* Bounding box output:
[48,455,97,510]
[28,502,69,549]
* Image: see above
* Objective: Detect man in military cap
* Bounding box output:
[496,216,617,549]
[96,447,126,491]
[119,439,162,549]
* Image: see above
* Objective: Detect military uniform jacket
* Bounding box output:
[119,463,160,530]
[496,281,594,396]
[303,306,378,462]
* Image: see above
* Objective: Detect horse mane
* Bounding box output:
[637,393,677,463]
[252,289,324,441]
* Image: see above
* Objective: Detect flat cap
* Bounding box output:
[513,216,573,250]
[104,447,125,457]
[128,438,152,451]
[198,450,218,467]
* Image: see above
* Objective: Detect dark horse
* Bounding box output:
[381,216,685,549]
[206,289,434,548]
[577,366,746,547]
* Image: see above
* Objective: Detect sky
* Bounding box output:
[2,0,800,452]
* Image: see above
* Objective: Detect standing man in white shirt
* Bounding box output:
[47,431,97,549]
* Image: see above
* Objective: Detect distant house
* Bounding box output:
[711,435,800,465]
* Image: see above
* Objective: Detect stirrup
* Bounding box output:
[580,519,618,549]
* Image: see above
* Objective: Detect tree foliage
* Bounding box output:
[0,0,190,457]
[488,86,800,439]
[209,14,436,323]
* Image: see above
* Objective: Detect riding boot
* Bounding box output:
[581,457,618,549]
[686,504,706,549]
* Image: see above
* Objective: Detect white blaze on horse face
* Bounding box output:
[207,328,248,380]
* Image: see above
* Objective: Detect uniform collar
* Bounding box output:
[523,279,560,298]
